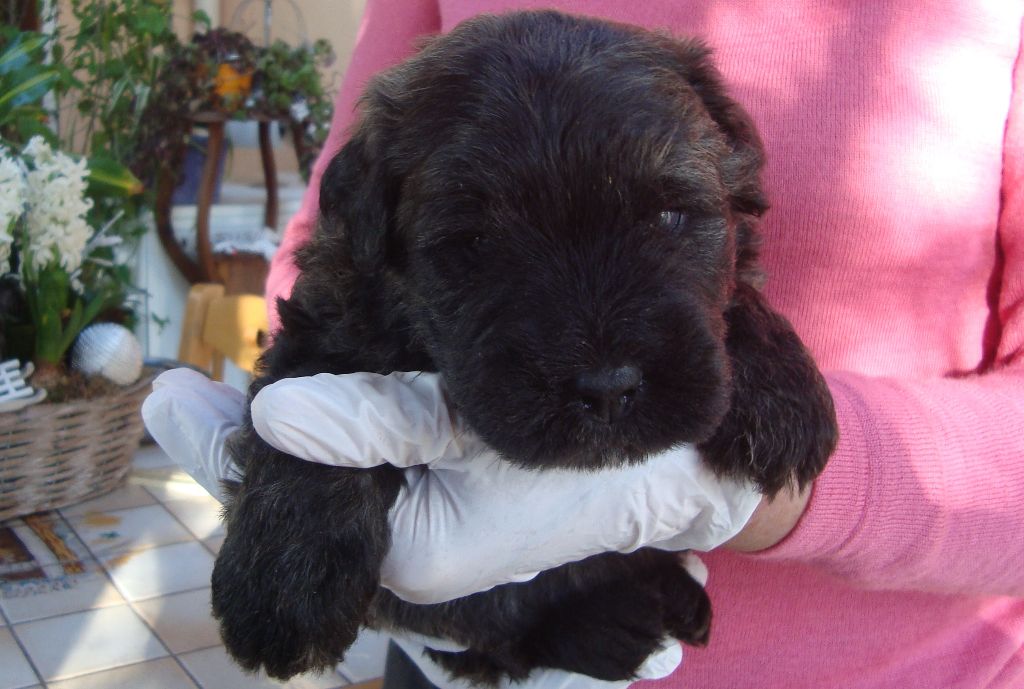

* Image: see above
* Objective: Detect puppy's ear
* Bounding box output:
[662,39,769,283]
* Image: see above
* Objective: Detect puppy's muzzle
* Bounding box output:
[573,365,643,424]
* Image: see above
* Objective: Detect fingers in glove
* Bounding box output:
[380,447,756,604]
[680,552,710,587]
[142,368,245,501]
[635,637,685,681]
[251,371,486,469]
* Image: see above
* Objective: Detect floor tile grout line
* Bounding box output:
[144,487,227,544]
[135,474,236,689]
[167,641,251,689]
[1,513,73,688]
[0,595,12,626]
[123,589,212,663]
[121,591,209,689]
[172,641,224,656]
[54,482,159,516]
[37,599,179,684]
[47,511,183,684]
[8,501,215,676]
[1,592,118,627]
[3,617,49,689]
[172,643,356,688]
[7,468,347,688]
[140,480,221,507]
[58,497,209,688]
[139,479,229,559]
[169,652,205,689]
[59,508,176,606]
[32,654,202,689]
[5,542,347,688]
[7,467,223,687]
[58,500,199,563]
[337,667,357,685]
[1,582,215,625]
[127,582,213,604]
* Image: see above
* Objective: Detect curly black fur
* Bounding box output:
[213,10,838,684]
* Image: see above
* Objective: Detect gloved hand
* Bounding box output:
[143,368,759,602]
[142,368,760,687]
[141,368,244,498]
[247,370,760,603]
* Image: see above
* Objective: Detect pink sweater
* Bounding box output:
[267,2,1024,687]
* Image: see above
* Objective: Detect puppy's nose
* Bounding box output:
[574,365,642,424]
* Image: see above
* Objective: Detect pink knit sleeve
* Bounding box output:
[265,0,441,330]
[760,22,1024,598]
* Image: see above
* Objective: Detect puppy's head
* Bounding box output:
[316,11,767,469]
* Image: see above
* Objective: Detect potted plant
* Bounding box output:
[0,7,169,520]
[150,27,335,187]
[0,136,135,387]
[249,37,334,181]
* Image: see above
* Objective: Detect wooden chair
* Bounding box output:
[177,283,268,381]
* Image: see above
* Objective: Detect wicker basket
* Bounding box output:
[0,370,156,522]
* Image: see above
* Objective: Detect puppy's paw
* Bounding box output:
[211,519,376,680]
[701,283,838,496]
[524,582,670,681]
[658,561,712,646]
[210,438,401,681]
[428,646,531,686]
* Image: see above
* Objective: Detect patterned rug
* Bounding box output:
[0,510,104,599]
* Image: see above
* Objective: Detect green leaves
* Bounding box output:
[0,31,60,133]
[21,261,68,366]
[0,65,58,110]
[0,32,48,75]
[130,6,169,36]
[0,9,159,370]
[23,260,117,365]
[86,155,144,197]
[57,0,180,170]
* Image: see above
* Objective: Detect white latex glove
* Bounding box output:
[248,371,760,604]
[141,368,244,497]
[144,368,759,602]
[142,368,756,688]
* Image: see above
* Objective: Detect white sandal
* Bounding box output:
[0,359,47,413]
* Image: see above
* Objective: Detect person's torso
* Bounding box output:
[431,2,1024,687]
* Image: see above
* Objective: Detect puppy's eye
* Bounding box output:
[462,234,486,251]
[657,210,688,234]
[438,232,488,254]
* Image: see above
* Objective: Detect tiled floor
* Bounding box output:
[0,444,389,689]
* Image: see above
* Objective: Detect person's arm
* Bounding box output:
[266,0,441,330]
[748,22,1024,598]
[723,488,811,553]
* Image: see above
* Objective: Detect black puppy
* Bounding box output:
[213,10,837,685]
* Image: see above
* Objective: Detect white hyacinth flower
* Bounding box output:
[0,149,27,275]
[289,97,310,122]
[21,136,93,275]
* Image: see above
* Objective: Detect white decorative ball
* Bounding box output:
[71,323,143,386]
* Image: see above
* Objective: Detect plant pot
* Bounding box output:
[0,368,158,521]
[171,129,229,206]
[225,119,282,149]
